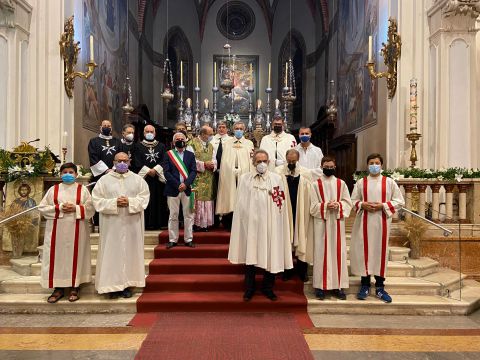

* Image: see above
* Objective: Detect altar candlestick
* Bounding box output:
[89,35,94,62]
[285,62,288,87]
[368,36,373,63]
[196,62,199,88]
[268,63,271,88]
[180,61,183,87]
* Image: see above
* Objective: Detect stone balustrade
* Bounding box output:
[396,178,480,224]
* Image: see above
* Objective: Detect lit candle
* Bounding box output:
[89,35,94,62]
[196,62,199,88]
[285,62,288,87]
[180,61,183,87]
[63,131,68,148]
[268,63,271,88]
[214,62,217,87]
[368,36,373,63]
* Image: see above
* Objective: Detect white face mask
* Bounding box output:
[256,162,268,174]
[125,133,134,142]
[145,133,155,141]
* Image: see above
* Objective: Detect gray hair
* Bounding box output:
[122,123,134,132]
[216,120,227,128]
[173,132,186,142]
[253,149,269,164]
[286,148,300,159]
[233,121,246,130]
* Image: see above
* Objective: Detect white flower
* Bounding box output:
[437,175,444,180]
[425,169,433,175]
[391,172,402,181]
[24,165,34,173]
[8,165,22,174]
[455,174,463,182]
[468,169,473,175]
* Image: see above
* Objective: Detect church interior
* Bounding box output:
[2,0,480,359]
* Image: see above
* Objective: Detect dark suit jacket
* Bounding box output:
[163,149,197,197]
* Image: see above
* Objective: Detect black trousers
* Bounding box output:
[284,258,308,279]
[245,265,275,292]
[361,275,385,288]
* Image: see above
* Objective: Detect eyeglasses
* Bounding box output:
[322,167,336,170]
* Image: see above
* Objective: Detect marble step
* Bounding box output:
[306,281,480,315]
[305,268,466,297]
[0,275,143,295]
[0,293,138,314]
[89,231,161,246]
[30,259,152,276]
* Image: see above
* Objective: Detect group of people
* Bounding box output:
[38,115,404,305]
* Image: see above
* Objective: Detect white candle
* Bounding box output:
[409,79,418,132]
[285,62,288,87]
[368,36,373,63]
[214,62,217,87]
[63,131,68,148]
[180,61,183,87]
[250,63,253,85]
[268,63,271,88]
[196,62,199,88]
[89,35,94,62]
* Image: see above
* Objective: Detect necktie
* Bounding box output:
[216,138,223,169]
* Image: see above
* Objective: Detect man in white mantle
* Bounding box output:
[259,115,297,171]
[92,152,150,299]
[228,149,292,301]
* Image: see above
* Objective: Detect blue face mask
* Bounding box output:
[234,130,244,139]
[299,135,310,143]
[61,173,76,184]
[145,133,155,141]
[207,136,213,143]
[368,164,382,175]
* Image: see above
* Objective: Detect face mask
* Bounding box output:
[125,133,134,142]
[145,133,155,141]
[234,130,244,139]
[256,162,268,174]
[323,168,335,177]
[101,127,111,136]
[175,140,186,149]
[116,162,129,173]
[207,136,213,143]
[287,163,296,171]
[61,173,76,184]
[299,135,310,143]
[273,125,283,134]
[368,164,382,175]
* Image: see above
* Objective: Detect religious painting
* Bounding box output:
[1,177,43,252]
[213,55,259,118]
[81,0,128,135]
[337,0,378,134]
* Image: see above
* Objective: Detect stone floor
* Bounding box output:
[0,313,479,359]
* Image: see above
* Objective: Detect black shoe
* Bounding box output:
[122,288,132,298]
[333,289,347,300]
[299,274,309,283]
[109,291,120,299]
[243,290,255,301]
[185,241,195,248]
[166,241,177,249]
[315,289,325,300]
[261,290,278,301]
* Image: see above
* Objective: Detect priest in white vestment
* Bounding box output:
[259,115,297,171]
[350,153,404,303]
[228,149,292,301]
[309,156,352,300]
[92,152,150,299]
[39,163,95,303]
[215,121,253,229]
[275,149,314,282]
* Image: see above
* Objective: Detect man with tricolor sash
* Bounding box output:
[309,156,352,300]
[350,153,404,303]
[163,132,197,249]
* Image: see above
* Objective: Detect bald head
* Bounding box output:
[199,125,213,142]
[114,152,129,163]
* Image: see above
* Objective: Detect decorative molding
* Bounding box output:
[442,0,480,18]
[0,0,31,31]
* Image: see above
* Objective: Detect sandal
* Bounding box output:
[47,288,64,303]
[68,288,80,302]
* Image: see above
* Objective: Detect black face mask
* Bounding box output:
[323,168,335,177]
[273,125,283,134]
[101,127,112,136]
[287,163,296,171]
[175,140,186,149]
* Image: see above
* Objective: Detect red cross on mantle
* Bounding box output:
[271,186,285,209]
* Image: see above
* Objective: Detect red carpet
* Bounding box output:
[132,229,313,329]
[134,312,314,360]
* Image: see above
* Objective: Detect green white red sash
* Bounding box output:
[167,149,195,210]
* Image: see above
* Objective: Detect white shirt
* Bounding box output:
[296,143,324,171]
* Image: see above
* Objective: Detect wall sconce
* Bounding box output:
[366,18,402,99]
[59,16,97,99]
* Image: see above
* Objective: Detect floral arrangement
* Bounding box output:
[353,167,480,182]
[0,147,54,182]
[0,202,36,258]
[401,216,428,259]
[223,113,241,130]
